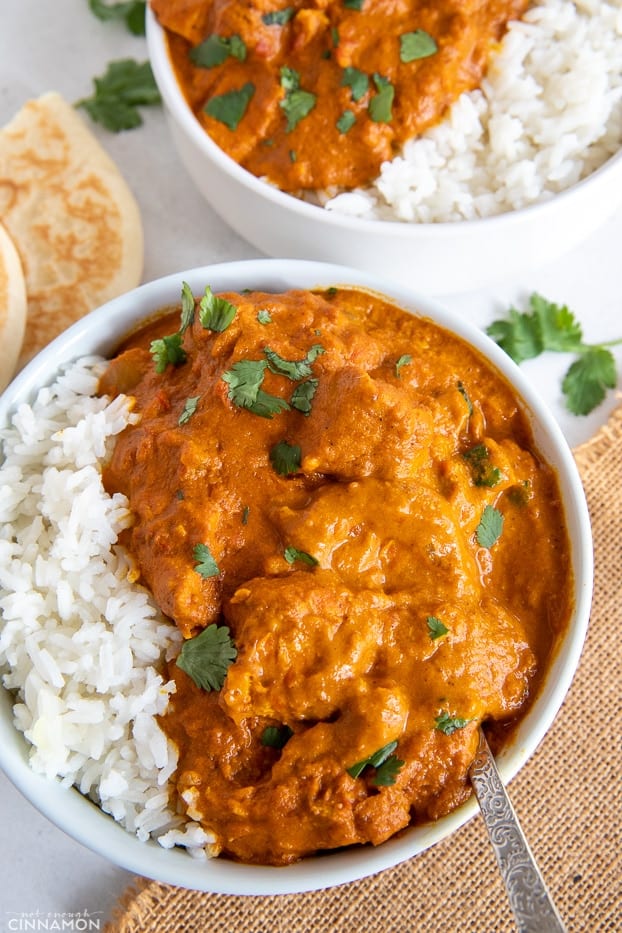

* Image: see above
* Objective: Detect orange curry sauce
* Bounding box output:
[101,286,572,865]
[151,0,529,191]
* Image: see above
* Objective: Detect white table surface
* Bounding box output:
[0,1,620,928]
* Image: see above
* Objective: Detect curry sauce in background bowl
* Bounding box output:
[0,259,591,893]
[146,1,622,294]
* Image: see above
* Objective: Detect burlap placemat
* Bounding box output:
[105,407,622,933]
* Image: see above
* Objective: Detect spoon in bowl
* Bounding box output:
[469,729,567,933]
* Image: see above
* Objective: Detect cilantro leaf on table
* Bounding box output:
[487,293,621,415]
[77,59,161,131]
[176,624,237,691]
[88,0,146,35]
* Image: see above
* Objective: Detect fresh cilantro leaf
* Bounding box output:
[347,741,403,786]
[179,396,200,425]
[248,390,291,419]
[331,27,340,46]
[342,66,369,102]
[199,285,237,332]
[193,542,220,578]
[279,67,316,132]
[257,310,272,324]
[336,110,356,134]
[344,0,364,9]
[289,149,297,162]
[562,348,617,416]
[180,281,196,335]
[190,34,247,68]
[427,616,448,640]
[462,444,502,488]
[284,545,318,566]
[369,74,394,123]
[290,378,318,415]
[241,505,250,524]
[88,0,146,36]
[270,440,301,475]
[529,293,584,353]
[261,724,294,747]
[400,30,437,62]
[435,711,471,735]
[262,7,295,25]
[475,504,504,548]
[205,82,255,130]
[395,353,412,377]
[264,343,325,379]
[176,624,236,691]
[374,754,405,786]
[222,360,290,417]
[77,59,161,131]
[150,333,187,373]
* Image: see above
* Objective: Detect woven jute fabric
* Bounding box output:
[105,408,622,933]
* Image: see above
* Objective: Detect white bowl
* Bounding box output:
[146,9,622,295]
[0,258,592,895]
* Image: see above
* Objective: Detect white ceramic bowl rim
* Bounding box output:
[0,258,593,895]
[146,7,622,238]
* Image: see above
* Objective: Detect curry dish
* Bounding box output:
[101,284,572,865]
[151,0,529,191]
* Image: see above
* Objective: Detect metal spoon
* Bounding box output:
[469,729,567,933]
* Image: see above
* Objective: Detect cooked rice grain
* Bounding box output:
[323,0,622,222]
[0,357,214,855]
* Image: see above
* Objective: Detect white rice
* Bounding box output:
[0,358,215,857]
[322,0,622,222]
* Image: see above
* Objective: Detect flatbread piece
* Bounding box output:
[0,91,143,368]
[0,220,27,391]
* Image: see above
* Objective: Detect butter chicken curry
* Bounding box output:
[101,284,572,865]
[150,0,530,191]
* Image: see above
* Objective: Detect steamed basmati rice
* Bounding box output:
[0,358,215,857]
[322,0,622,222]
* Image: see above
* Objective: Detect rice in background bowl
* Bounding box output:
[0,259,592,894]
[146,1,622,293]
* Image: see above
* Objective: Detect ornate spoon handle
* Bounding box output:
[469,730,567,933]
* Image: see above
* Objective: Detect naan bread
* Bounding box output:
[0,92,143,368]
[0,220,27,391]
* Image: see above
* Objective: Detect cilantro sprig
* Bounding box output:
[435,711,471,735]
[176,624,237,691]
[88,0,146,36]
[279,66,317,132]
[77,59,161,131]
[193,542,220,578]
[150,333,187,373]
[347,741,404,786]
[475,504,504,548]
[487,293,621,416]
[222,360,290,418]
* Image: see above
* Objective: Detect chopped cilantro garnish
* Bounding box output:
[190,34,246,68]
[347,741,404,786]
[264,343,325,379]
[435,711,471,735]
[88,0,146,35]
[193,542,220,578]
[179,281,196,335]
[176,624,237,692]
[270,440,301,475]
[369,73,394,123]
[241,505,250,525]
[179,395,200,425]
[279,67,316,132]
[284,545,318,566]
[395,353,412,377]
[336,110,356,134]
[475,505,504,548]
[344,0,364,9]
[77,58,161,131]
[205,82,255,130]
[199,285,237,332]
[342,66,369,102]
[331,26,340,46]
[462,444,502,488]
[257,310,272,324]
[262,7,295,25]
[427,616,448,640]
[457,380,474,416]
[290,378,318,415]
[400,30,438,62]
[261,724,294,747]
[150,333,187,373]
[289,149,297,162]
[222,360,290,418]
